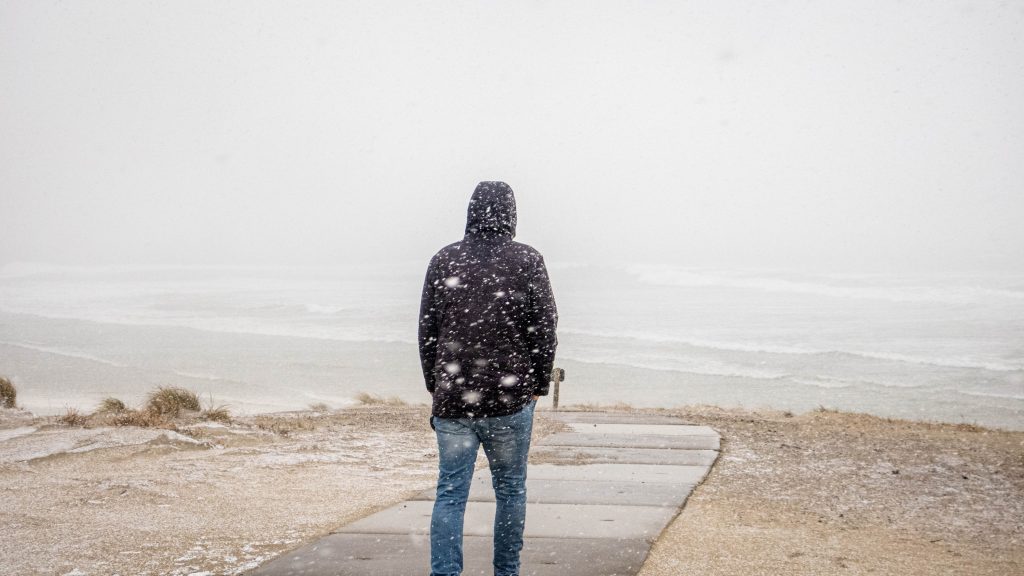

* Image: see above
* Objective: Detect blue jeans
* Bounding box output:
[430,399,537,576]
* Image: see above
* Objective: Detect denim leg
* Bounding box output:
[431,416,481,576]
[479,400,536,576]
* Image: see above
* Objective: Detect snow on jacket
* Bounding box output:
[418,181,559,421]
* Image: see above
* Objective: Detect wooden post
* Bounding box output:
[551,367,565,411]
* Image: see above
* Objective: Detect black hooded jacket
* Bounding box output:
[418,181,559,421]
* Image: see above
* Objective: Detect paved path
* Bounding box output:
[248,410,721,576]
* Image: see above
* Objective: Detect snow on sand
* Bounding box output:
[1,402,1020,575]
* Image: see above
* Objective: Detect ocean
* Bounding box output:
[1,262,1021,430]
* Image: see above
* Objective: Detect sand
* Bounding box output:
[638,405,1024,576]
[1,402,1020,575]
[0,403,567,576]
[1,404,440,576]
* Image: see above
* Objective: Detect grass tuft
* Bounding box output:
[58,407,88,426]
[0,376,16,409]
[97,386,225,430]
[96,397,127,413]
[106,408,173,429]
[253,414,320,436]
[201,404,232,423]
[145,386,201,417]
[355,392,407,406]
[308,402,330,412]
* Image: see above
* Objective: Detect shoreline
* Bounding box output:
[0,401,1021,575]
[3,308,1022,431]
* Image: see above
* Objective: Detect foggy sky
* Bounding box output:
[2,0,1022,275]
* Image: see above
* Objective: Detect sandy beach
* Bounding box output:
[637,405,1024,575]
[0,402,439,575]
[1,401,1021,575]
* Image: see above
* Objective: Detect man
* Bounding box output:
[418,181,558,576]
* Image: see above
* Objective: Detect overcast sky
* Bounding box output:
[2,0,1022,275]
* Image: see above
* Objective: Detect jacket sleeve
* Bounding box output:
[525,255,558,396]
[418,255,442,393]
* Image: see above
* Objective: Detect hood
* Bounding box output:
[464,181,517,239]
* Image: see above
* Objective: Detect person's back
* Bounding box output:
[419,181,558,576]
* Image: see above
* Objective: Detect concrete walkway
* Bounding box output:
[247,410,721,576]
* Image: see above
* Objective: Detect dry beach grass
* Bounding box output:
[0,376,16,409]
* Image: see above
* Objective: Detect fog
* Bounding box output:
[2,0,1022,275]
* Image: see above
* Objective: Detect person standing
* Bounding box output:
[418,181,559,576]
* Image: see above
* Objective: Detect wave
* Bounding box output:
[223,302,348,316]
[626,264,1024,304]
[303,303,347,315]
[955,390,1024,402]
[789,377,854,389]
[561,328,1024,372]
[0,340,130,368]
[0,307,416,345]
[0,261,422,279]
[789,376,928,389]
[171,370,230,382]
[0,339,254,385]
[0,261,272,278]
[555,352,792,380]
[840,350,1024,373]
[558,352,930,388]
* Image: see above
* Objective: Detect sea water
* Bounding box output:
[1,262,1021,430]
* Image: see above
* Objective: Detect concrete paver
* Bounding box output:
[411,477,695,507]
[530,445,719,466]
[562,423,719,437]
[248,534,650,576]
[334,500,680,540]
[539,431,720,450]
[541,411,695,425]
[473,462,711,486]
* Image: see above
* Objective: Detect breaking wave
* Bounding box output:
[561,328,1024,372]
[627,264,1024,304]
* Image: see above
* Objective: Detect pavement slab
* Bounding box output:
[411,477,695,507]
[248,533,650,576]
[530,445,719,466]
[246,411,720,576]
[561,423,719,437]
[540,411,695,425]
[473,462,711,486]
[334,500,679,541]
[538,431,720,450]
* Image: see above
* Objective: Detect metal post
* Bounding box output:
[551,367,565,411]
